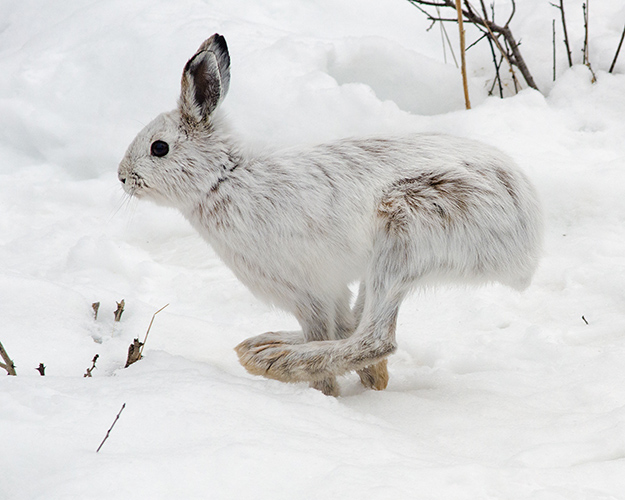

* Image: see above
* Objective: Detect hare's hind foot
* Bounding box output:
[357,360,389,391]
[235,335,335,382]
[235,331,394,396]
[235,331,340,396]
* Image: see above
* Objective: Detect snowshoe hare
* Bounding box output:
[118,34,542,396]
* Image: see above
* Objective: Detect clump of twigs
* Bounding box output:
[84,354,99,377]
[408,0,539,97]
[36,363,46,376]
[124,304,169,368]
[552,1,624,79]
[0,340,17,376]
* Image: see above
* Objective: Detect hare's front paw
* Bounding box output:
[357,360,389,391]
[235,335,334,384]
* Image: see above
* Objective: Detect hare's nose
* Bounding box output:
[118,174,127,184]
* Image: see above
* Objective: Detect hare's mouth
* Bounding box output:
[119,172,148,197]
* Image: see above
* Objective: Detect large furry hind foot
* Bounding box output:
[357,359,389,391]
[235,331,305,352]
[235,335,337,384]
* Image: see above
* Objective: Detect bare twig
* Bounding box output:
[609,23,625,73]
[92,302,100,320]
[551,0,573,67]
[114,299,125,322]
[456,0,471,109]
[36,363,46,376]
[582,2,597,82]
[84,354,99,377]
[582,315,589,325]
[553,19,557,81]
[582,2,589,65]
[481,0,503,96]
[0,340,17,376]
[96,403,126,453]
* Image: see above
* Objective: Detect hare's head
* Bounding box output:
[118,34,232,208]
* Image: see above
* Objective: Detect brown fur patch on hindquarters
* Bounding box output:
[357,359,389,391]
[377,172,480,234]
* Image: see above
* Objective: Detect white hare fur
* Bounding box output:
[118,34,542,396]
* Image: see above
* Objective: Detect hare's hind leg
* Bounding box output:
[235,291,352,396]
[235,256,408,390]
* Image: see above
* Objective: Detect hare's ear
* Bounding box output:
[179,34,231,124]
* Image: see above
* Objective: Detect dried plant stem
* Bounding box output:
[114,299,125,322]
[0,340,17,376]
[139,304,169,358]
[125,304,169,368]
[96,403,126,453]
[456,0,471,109]
[92,302,101,320]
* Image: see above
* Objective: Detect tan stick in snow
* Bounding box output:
[455,0,471,109]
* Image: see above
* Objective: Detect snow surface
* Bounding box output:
[1,0,625,498]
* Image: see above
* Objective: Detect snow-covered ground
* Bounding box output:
[2,0,625,498]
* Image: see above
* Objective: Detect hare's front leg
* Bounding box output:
[351,283,390,391]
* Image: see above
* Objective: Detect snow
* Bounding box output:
[1,0,625,498]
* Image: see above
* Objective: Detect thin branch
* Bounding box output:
[609,23,625,73]
[466,32,489,51]
[551,0,573,67]
[84,354,99,377]
[582,2,589,65]
[96,403,126,453]
[488,53,506,96]
[553,19,557,81]
[481,0,503,96]
[0,340,17,376]
[582,2,597,82]
[456,0,471,109]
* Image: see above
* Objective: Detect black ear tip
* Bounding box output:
[213,34,228,53]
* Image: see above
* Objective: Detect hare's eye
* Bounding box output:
[150,140,169,157]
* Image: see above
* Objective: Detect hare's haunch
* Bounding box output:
[118,34,542,396]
